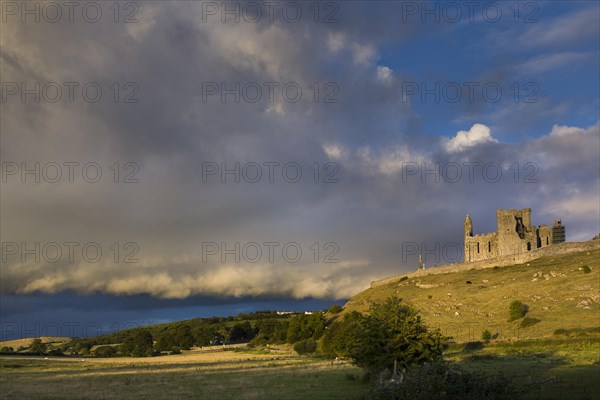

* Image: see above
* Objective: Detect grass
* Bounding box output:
[343,248,600,342]
[446,337,600,400]
[1,337,599,399]
[0,346,365,400]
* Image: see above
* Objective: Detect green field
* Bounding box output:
[1,337,599,400]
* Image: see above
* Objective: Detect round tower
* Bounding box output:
[464,214,473,237]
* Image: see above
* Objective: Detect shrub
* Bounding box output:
[519,317,541,329]
[30,339,47,355]
[329,304,343,314]
[427,295,433,299]
[294,339,317,355]
[399,277,408,282]
[582,265,591,273]
[481,330,492,341]
[47,348,64,356]
[92,346,116,358]
[509,300,527,321]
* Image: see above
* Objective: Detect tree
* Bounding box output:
[174,325,195,349]
[286,313,325,344]
[229,322,257,343]
[509,300,527,321]
[347,297,447,375]
[328,304,343,314]
[30,339,47,355]
[319,311,364,357]
[121,330,154,357]
[482,329,492,341]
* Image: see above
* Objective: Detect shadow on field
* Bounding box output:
[450,341,600,400]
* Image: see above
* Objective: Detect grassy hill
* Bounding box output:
[342,247,600,342]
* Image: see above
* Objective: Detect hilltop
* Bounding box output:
[342,243,600,342]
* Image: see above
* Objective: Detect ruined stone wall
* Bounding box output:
[464,232,497,262]
[496,208,534,257]
[371,240,600,288]
[537,225,553,248]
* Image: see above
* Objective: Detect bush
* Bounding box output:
[399,277,408,282]
[481,330,492,341]
[294,339,317,355]
[30,339,47,355]
[582,265,591,273]
[329,304,343,314]
[366,361,519,400]
[92,346,116,358]
[509,300,527,321]
[47,348,64,356]
[519,317,541,329]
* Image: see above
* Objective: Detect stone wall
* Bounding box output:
[464,232,497,262]
[371,239,600,288]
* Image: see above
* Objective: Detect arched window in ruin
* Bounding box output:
[477,242,480,253]
[488,241,491,252]
[527,242,531,251]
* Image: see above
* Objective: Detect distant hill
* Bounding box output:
[0,336,71,350]
[341,244,600,342]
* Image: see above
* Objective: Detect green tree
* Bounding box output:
[286,313,325,343]
[328,304,343,314]
[121,330,154,357]
[30,339,47,355]
[229,321,256,343]
[482,329,492,341]
[319,311,364,357]
[509,300,527,321]
[174,325,195,349]
[347,297,447,375]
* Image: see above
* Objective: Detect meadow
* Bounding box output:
[1,336,599,400]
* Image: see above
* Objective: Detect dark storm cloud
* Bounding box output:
[1,1,598,304]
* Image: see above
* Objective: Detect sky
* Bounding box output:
[1,0,599,340]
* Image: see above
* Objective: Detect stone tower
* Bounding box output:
[464,214,473,262]
[464,214,473,238]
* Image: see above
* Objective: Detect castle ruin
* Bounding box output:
[464,208,565,262]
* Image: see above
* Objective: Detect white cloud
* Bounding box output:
[323,144,345,160]
[326,32,346,53]
[444,123,499,153]
[519,52,592,74]
[549,124,588,137]
[376,66,395,86]
[126,6,157,42]
[7,258,373,300]
[328,143,429,177]
[351,42,376,66]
